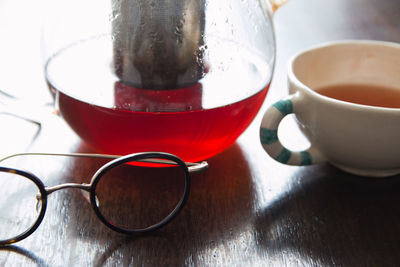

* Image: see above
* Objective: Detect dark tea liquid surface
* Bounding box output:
[315,84,400,108]
[46,36,271,161]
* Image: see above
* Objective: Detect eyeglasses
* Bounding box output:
[0,151,208,246]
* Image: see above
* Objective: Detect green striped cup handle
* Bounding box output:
[260,97,325,166]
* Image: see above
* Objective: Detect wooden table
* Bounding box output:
[1,0,400,266]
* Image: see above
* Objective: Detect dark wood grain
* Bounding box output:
[1,0,400,266]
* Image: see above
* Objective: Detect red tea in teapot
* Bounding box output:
[46,37,271,162]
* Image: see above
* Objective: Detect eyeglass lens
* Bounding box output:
[94,158,187,231]
[0,170,43,242]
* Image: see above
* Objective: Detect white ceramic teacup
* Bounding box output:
[260,40,400,177]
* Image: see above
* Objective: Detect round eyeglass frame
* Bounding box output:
[0,152,192,246]
[0,167,48,246]
[90,152,191,234]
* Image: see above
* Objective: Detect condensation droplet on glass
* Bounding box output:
[175,25,182,36]
[109,11,120,22]
[254,24,259,34]
[140,20,146,29]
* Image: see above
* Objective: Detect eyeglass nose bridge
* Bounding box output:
[44,183,92,195]
[40,183,99,207]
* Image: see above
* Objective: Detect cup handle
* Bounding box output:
[260,96,325,166]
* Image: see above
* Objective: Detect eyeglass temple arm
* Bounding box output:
[0,152,209,173]
[0,90,45,126]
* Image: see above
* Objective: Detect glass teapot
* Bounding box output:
[43,0,286,162]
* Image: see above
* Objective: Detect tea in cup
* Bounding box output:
[260,40,400,177]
